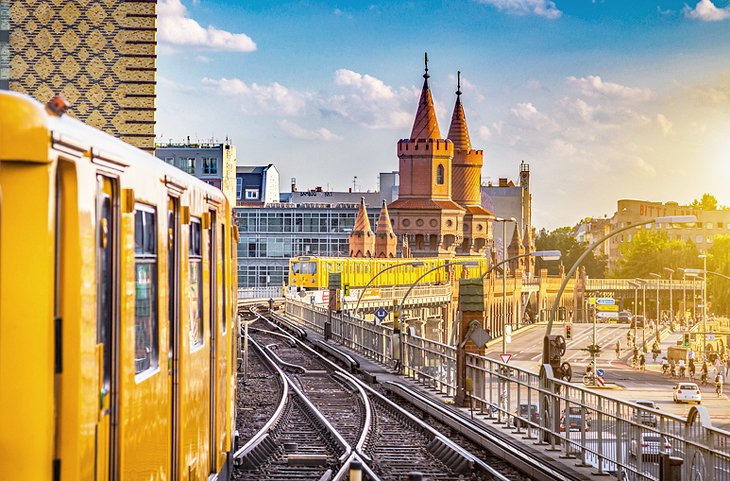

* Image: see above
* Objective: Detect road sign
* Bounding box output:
[596,298,615,305]
[596,304,619,312]
[596,368,605,377]
[490,404,498,413]
[596,377,605,386]
[328,273,341,290]
[588,297,596,305]
[499,353,513,364]
[374,307,388,321]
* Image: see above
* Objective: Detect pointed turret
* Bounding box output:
[447,72,472,151]
[375,200,397,258]
[507,223,526,273]
[349,197,375,258]
[410,52,442,140]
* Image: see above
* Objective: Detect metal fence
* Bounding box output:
[284,298,730,481]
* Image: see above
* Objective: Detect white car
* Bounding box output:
[630,433,672,459]
[673,383,702,404]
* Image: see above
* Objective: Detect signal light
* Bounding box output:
[684,333,690,347]
[565,324,572,340]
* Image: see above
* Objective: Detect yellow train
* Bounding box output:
[289,255,490,290]
[0,92,238,480]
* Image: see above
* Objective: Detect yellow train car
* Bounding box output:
[289,255,489,290]
[0,92,237,480]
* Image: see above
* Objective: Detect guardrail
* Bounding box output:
[284,297,730,481]
[585,279,703,291]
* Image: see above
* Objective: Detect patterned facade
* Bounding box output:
[4,0,156,152]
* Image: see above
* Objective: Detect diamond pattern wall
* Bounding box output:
[6,0,156,152]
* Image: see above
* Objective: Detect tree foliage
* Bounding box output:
[610,230,700,279]
[708,235,730,315]
[689,193,718,211]
[534,227,607,277]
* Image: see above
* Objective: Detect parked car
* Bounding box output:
[631,315,645,329]
[560,406,591,432]
[673,383,702,404]
[630,432,672,460]
[618,311,633,323]
[630,400,659,427]
[513,403,539,427]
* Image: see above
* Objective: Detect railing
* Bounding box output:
[465,355,730,480]
[237,286,282,299]
[585,279,703,291]
[284,297,730,481]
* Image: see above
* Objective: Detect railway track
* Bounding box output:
[238,311,520,481]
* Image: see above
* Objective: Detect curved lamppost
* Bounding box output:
[353,260,425,317]
[542,215,697,364]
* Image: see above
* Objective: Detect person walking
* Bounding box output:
[725,358,730,378]
[715,372,724,398]
[615,341,621,360]
[639,353,646,371]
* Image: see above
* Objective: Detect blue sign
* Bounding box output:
[374,307,388,321]
[596,298,615,305]
[490,404,498,413]
[596,368,605,378]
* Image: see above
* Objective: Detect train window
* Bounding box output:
[189,219,203,348]
[134,206,159,375]
[98,192,113,390]
[299,262,316,275]
[291,262,300,274]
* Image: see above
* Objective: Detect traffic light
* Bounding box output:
[684,333,690,347]
[343,284,350,296]
[558,306,567,321]
[565,324,572,340]
[543,335,572,381]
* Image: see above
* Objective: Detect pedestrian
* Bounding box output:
[688,349,695,362]
[639,353,646,371]
[726,358,730,378]
[715,373,724,398]
[615,341,621,359]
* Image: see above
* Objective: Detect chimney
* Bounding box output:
[499,178,508,187]
[291,177,297,193]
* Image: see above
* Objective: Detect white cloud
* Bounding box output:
[333,8,353,19]
[510,102,558,132]
[656,114,673,135]
[683,0,730,21]
[478,125,492,140]
[202,77,311,115]
[630,155,657,176]
[279,120,342,141]
[476,0,562,19]
[194,55,212,63]
[566,75,653,101]
[158,0,256,52]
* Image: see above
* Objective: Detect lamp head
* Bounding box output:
[663,267,675,274]
[653,215,697,228]
[649,272,661,278]
[531,250,561,261]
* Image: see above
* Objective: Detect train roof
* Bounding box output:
[0,91,225,204]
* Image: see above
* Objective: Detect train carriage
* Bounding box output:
[0,92,237,480]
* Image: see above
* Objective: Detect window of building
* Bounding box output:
[189,219,203,348]
[718,222,724,229]
[203,158,218,175]
[186,158,195,174]
[436,164,444,185]
[164,157,174,165]
[236,178,243,200]
[706,222,713,229]
[696,235,703,243]
[245,189,259,200]
[134,206,158,375]
[707,235,713,243]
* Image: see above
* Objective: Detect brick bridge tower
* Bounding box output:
[389,54,465,257]
[349,197,375,258]
[448,71,493,256]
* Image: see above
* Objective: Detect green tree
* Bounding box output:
[534,227,606,277]
[708,235,730,315]
[611,230,700,279]
[689,193,718,211]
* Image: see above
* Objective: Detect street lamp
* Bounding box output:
[649,272,661,346]
[698,254,709,360]
[479,249,562,354]
[493,217,517,355]
[664,267,674,324]
[628,280,643,349]
[543,214,697,364]
[353,260,425,316]
[681,266,729,359]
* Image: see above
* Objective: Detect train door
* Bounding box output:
[96,176,118,481]
[167,198,180,480]
[208,209,217,473]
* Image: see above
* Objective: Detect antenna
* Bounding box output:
[456,71,461,96]
[423,52,429,80]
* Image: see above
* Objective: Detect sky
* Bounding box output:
[155,0,730,230]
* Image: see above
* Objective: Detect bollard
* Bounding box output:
[408,473,423,481]
[324,321,332,340]
[349,460,362,481]
[659,454,682,481]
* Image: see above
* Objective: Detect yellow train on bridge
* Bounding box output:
[289,255,490,290]
[0,92,238,480]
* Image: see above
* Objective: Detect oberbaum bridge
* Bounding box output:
[241,65,728,479]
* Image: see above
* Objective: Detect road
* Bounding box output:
[482,322,730,430]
